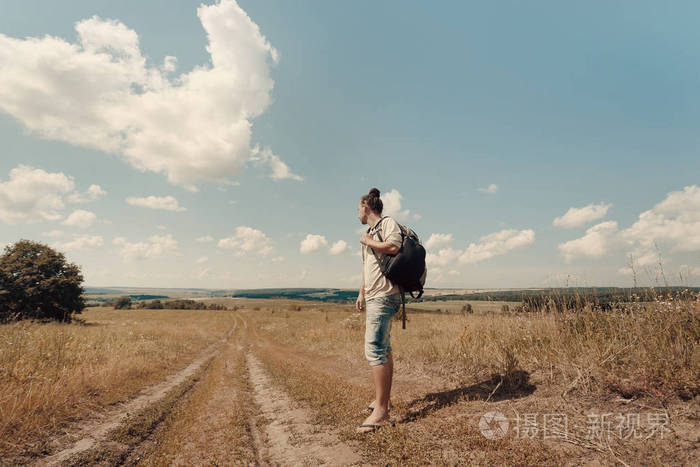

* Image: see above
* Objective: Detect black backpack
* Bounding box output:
[369,216,427,328]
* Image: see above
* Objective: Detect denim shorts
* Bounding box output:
[364,293,402,366]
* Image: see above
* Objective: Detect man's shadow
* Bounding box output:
[398,370,536,424]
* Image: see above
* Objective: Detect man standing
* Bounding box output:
[356,187,403,433]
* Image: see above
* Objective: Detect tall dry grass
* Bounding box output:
[248,294,698,465]
[0,307,236,459]
[252,292,699,400]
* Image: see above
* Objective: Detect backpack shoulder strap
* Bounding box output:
[369,216,389,242]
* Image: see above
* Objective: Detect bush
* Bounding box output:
[140,299,164,309]
[113,296,132,310]
[0,239,85,322]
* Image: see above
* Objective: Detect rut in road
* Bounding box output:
[246,352,365,466]
[34,319,239,466]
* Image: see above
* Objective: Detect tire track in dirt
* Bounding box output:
[34,315,241,466]
[245,351,365,466]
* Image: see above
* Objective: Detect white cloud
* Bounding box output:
[271,255,285,262]
[426,248,462,267]
[218,226,273,256]
[113,233,180,261]
[553,202,612,228]
[0,0,296,190]
[53,234,104,252]
[196,235,214,243]
[300,234,328,254]
[249,146,303,181]
[126,195,186,211]
[329,240,348,255]
[381,189,414,220]
[425,233,454,250]
[0,165,106,225]
[558,185,700,265]
[61,209,97,228]
[459,228,535,264]
[66,184,107,203]
[478,184,498,194]
[196,256,208,264]
[557,221,619,263]
[620,185,700,254]
[424,229,534,267]
[0,165,74,224]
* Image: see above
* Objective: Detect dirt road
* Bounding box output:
[29,314,367,466]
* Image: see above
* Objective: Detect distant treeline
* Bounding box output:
[230,288,358,303]
[420,287,700,305]
[101,297,228,310]
[138,299,228,310]
[89,294,169,302]
[230,286,700,307]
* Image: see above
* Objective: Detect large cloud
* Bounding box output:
[459,229,535,264]
[300,234,328,254]
[53,234,104,252]
[425,233,454,250]
[558,185,700,264]
[61,209,97,228]
[113,234,180,261]
[557,221,619,263]
[426,247,462,267]
[620,185,700,254]
[381,189,418,221]
[553,202,612,228]
[0,164,103,224]
[425,229,534,267]
[218,226,273,256]
[0,0,300,190]
[329,240,348,255]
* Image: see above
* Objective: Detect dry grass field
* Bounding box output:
[1,295,698,466]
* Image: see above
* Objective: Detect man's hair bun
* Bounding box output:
[361,188,383,214]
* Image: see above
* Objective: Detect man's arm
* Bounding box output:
[356,255,366,311]
[360,234,399,255]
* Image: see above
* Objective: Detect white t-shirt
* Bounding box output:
[362,216,403,300]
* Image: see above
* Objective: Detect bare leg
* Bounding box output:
[358,353,394,432]
[368,352,393,411]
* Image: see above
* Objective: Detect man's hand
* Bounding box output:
[360,233,373,246]
[356,293,365,312]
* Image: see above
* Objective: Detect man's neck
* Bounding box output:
[368,214,383,229]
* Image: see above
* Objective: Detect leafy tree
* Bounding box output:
[113,296,132,310]
[0,239,85,322]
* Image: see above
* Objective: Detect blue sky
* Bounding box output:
[1,0,699,289]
